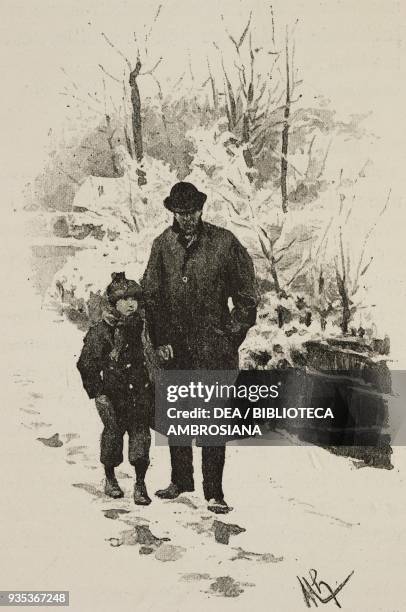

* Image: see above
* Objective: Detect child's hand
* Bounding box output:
[95,395,116,428]
[156,344,174,364]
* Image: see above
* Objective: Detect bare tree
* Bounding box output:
[59,70,122,177]
[333,177,391,334]
[279,22,302,212]
[128,57,143,163]
[280,27,291,212]
[308,218,334,330]
[214,12,271,181]
[100,4,163,185]
[221,191,311,296]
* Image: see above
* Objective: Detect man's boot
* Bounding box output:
[207,498,232,514]
[133,481,151,506]
[155,482,194,499]
[104,466,124,499]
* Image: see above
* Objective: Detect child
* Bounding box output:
[77,272,153,505]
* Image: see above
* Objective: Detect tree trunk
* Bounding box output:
[124,125,134,159]
[336,272,351,334]
[207,60,219,113]
[105,115,119,175]
[129,60,144,164]
[270,256,281,294]
[242,113,254,173]
[281,30,290,213]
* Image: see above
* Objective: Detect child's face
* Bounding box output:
[116,297,138,316]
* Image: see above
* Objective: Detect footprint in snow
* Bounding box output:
[208,576,254,598]
[31,422,52,429]
[184,518,246,545]
[103,508,130,520]
[63,433,80,443]
[180,573,211,582]
[72,482,105,498]
[66,445,88,457]
[154,544,186,562]
[230,546,283,563]
[166,496,198,510]
[213,520,246,545]
[107,525,171,548]
[37,433,63,447]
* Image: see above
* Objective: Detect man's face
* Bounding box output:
[116,297,138,317]
[174,210,202,236]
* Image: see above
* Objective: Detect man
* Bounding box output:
[142,181,257,513]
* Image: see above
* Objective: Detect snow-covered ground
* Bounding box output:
[1,213,406,612]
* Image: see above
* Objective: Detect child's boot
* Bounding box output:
[133,481,151,506]
[104,467,124,499]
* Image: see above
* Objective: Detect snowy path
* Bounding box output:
[1,293,406,612]
[0,210,404,611]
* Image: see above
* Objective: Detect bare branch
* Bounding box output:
[270,5,276,47]
[87,90,102,105]
[221,11,252,53]
[109,94,119,114]
[291,38,296,89]
[206,59,218,110]
[275,237,296,254]
[352,188,392,292]
[339,227,346,280]
[357,158,371,179]
[140,56,163,76]
[122,74,133,158]
[102,77,107,117]
[57,165,81,185]
[305,134,317,181]
[315,216,333,258]
[98,63,121,84]
[150,74,163,100]
[145,3,163,48]
[287,253,311,287]
[289,18,300,40]
[101,32,132,70]
[280,152,303,177]
[227,178,244,197]
[217,191,240,215]
[59,91,104,116]
[360,256,374,278]
[316,137,333,179]
[238,11,253,48]
[344,203,353,225]
[171,71,185,93]
[60,67,79,90]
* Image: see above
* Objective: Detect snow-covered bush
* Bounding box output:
[45,152,177,325]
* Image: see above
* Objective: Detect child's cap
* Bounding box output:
[106,272,143,305]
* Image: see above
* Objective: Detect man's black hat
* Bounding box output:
[164,182,207,213]
[106,272,143,305]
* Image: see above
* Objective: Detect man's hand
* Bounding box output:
[95,394,116,428]
[155,344,174,364]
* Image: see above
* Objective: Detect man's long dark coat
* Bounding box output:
[142,220,258,370]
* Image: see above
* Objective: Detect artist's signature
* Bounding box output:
[297,569,354,608]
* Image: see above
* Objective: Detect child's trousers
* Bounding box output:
[100,394,151,480]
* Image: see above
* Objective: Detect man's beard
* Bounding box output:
[180,223,198,239]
